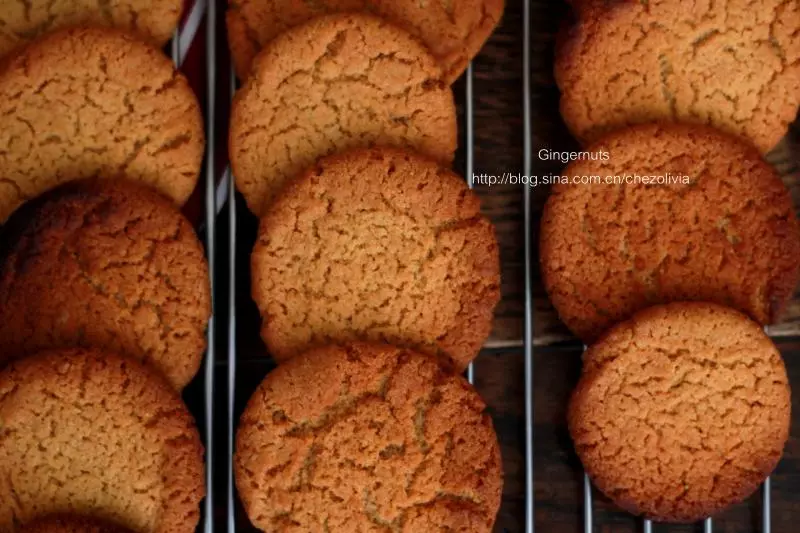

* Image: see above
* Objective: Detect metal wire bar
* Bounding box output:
[643,519,652,533]
[171,30,180,66]
[465,62,475,386]
[199,3,215,531]
[763,325,773,533]
[584,474,593,533]
[523,0,535,529]
[764,476,772,533]
[226,61,238,533]
[705,517,714,533]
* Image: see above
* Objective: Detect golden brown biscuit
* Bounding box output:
[226,0,504,83]
[0,0,182,58]
[19,515,132,533]
[0,349,205,533]
[235,342,503,532]
[0,27,204,223]
[540,123,800,343]
[0,179,211,390]
[569,302,790,522]
[251,147,500,371]
[555,0,800,153]
[229,13,457,216]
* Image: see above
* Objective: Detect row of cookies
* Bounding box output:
[235,134,506,527]
[541,126,798,522]
[0,182,210,531]
[0,12,210,532]
[224,5,506,531]
[236,147,506,531]
[544,0,800,522]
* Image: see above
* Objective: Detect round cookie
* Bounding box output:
[569,302,790,522]
[0,27,204,223]
[0,0,182,59]
[235,342,503,532]
[555,0,800,153]
[226,0,504,83]
[20,515,132,533]
[0,348,204,533]
[229,13,457,216]
[251,147,500,371]
[0,179,211,390]
[540,123,800,343]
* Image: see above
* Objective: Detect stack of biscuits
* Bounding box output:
[0,4,209,532]
[542,0,800,523]
[226,3,506,531]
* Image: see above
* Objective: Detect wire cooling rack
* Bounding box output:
[523,0,535,530]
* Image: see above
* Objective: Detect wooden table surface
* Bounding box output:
[216,0,800,531]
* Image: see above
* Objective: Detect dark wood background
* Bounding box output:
[213,0,800,531]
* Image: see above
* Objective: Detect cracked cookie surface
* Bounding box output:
[0,179,211,390]
[229,13,457,216]
[226,0,504,83]
[0,348,205,533]
[0,27,204,223]
[235,342,503,533]
[251,147,500,371]
[555,0,800,153]
[19,515,133,533]
[569,302,790,522]
[540,123,800,343]
[0,0,182,59]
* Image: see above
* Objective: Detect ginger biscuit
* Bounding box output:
[0,27,204,223]
[0,179,211,390]
[569,302,790,522]
[251,147,500,371]
[226,0,504,83]
[540,123,800,343]
[20,516,132,533]
[229,13,457,216]
[0,0,182,59]
[555,0,800,153]
[235,342,503,532]
[0,348,205,533]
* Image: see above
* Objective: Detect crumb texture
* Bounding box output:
[229,13,457,216]
[0,349,205,533]
[0,179,211,390]
[235,343,503,532]
[0,0,182,57]
[540,123,800,343]
[19,515,133,533]
[569,302,791,522]
[0,27,204,223]
[251,147,500,371]
[556,0,800,153]
[226,0,504,82]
